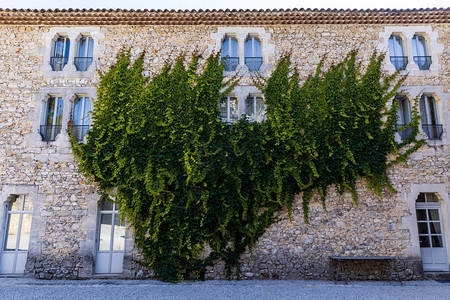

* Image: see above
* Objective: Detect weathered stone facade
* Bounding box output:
[0,8,448,280]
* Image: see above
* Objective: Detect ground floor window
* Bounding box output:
[0,195,32,274]
[95,199,126,274]
[416,193,448,271]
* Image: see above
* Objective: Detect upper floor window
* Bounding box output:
[245,95,265,122]
[221,36,239,72]
[420,95,442,140]
[71,96,92,142]
[412,34,431,70]
[389,35,407,70]
[245,36,262,71]
[51,36,70,71]
[396,96,412,140]
[75,36,94,71]
[219,96,238,123]
[40,96,63,142]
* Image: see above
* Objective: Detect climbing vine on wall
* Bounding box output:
[71,49,424,282]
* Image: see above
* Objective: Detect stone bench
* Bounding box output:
[329,256,397,282]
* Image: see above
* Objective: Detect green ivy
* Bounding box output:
[71,49,424,282]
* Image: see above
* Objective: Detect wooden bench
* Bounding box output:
[329,256,397,282]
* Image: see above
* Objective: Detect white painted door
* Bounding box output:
[95,201,126,274]
[0,195,33,274]
[416,204,448,271]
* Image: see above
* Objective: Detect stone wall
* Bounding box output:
[0,22,448,280]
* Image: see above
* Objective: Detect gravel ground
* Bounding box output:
[0,278,449,300]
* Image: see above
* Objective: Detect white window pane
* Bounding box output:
[219,98,228,122]
[78,37,87,57]
[113,214,126,251]
[229,97,238,123]
[256,97,265,122]
[18,214,32,251]
[416,36,427,56]
[45,97,56,126]
[4,214,20,251]
[245,97,255,121]
[419,97,427,123]
[73,98,83,126]
[55,98,64,126]
[64,39,70,58]
[394,36,404,56]
[98,214,112,251]
[83,98,91,126]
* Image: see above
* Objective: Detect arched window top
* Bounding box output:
[8,195,33,212]
[388,34,405,56]
[99,198,120,211]
[416,193,439,203]
[244,36,261,57]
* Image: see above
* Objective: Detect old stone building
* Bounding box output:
[0,8,449,280]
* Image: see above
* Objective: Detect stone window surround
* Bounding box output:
[402,184,450,271]
[41,27,104,78]
[212,27,274,77]
[391,86,448,145]
[222,85,265,122]
[378,26,443,76]
[0,185,45,276]
[25,87,97,148]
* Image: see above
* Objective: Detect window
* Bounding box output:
[0,195,33,274]
[75,36,94,71]
[388,35,407,70]
[71,96,91,141]
[420,95,442,140]
[51,36,70,71]
[244,36,262,71]
[221,36,239,72]
[396,96,412,140]
[416,193,448,271]
[220,96,239,123]
[412,34,431,70]
[245,95,265,122]
[95,200,126,274]
[40,96,64,142]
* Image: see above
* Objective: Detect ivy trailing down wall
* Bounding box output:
[71,50,424,282]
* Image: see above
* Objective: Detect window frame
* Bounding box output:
[71,95,92,142]
[244,94,266,122]
[40,95,64,142]
[244,35,263,72]
[219,96,239,124]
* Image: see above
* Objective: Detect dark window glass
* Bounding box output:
[416,209,427,221]
[419,236,430,248]
[417,222,429,234]
[431,236,443,248]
